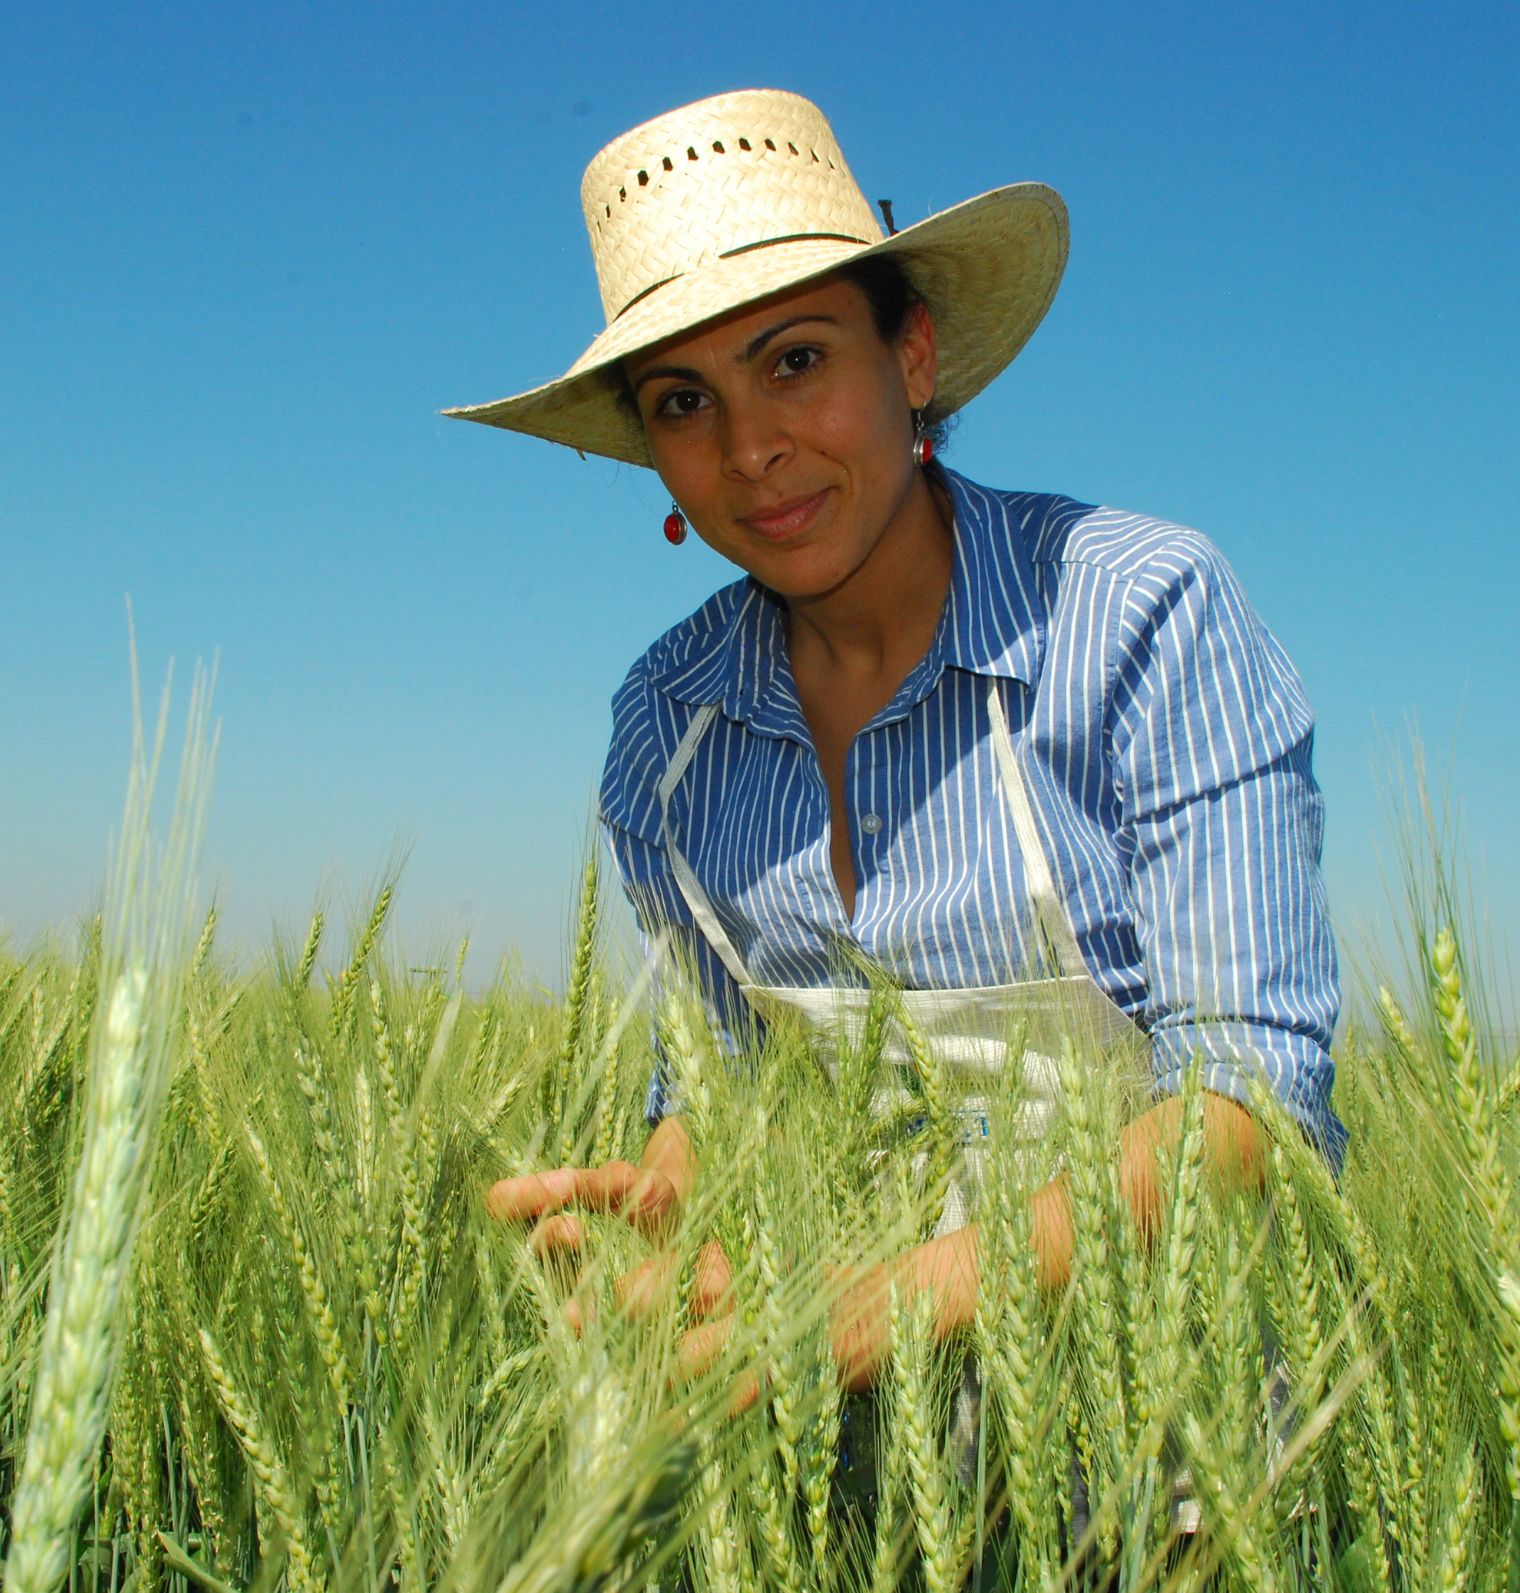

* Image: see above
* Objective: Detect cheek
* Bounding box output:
[793,390,868,449]
[649,438,716,509]
[810,355,912,456]
[809,390,910,475]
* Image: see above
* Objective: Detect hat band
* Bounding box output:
[613,230,872,320]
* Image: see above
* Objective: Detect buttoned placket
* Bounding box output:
[780,641,952,941]
[836,629,952,943]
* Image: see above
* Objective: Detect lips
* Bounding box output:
[740,488,830,542]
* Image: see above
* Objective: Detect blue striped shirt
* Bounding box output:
[601,467,1345,1162]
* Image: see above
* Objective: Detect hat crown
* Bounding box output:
[580,90,885,327]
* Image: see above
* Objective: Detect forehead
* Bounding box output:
[624,274,870,377]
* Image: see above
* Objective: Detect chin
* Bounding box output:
[760,555,860,603]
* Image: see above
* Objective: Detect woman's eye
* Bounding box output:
[654,387,710,420]
[774,345,823,379]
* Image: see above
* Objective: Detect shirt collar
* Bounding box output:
[935,467,1045,687]
[651,466,1046,728]
[651,578,806,737]
[720,582,802,735]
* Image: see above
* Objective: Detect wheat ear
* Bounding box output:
[1057,1036,1127,1528]
[330,885,392,1041]
[4,971,159,1593]
[898,1289,957,1592]
[244,1125,353,1409]
[1431,927,1520,1518]
[973,1130,1056,1576]
[6,651,216,1589]
[371,980,426,1327]
[553,853,600,1159]
[897,1000,957,1236]
[197,1326,323,1593]
[295,909,325,991]
[1435,1442,1482,1592]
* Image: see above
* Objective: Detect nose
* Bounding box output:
[720,401,791,481]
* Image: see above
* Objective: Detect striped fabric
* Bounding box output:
[600,467,1345,1164]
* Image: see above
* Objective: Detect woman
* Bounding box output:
[467,90,1344,1389]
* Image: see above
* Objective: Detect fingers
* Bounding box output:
[691,1241,733,1318]
[488,1162,725,1370]
[485,1166,580,1221]
[485,1161,677,1232]
[528,1212,585,1257]
[726,1368,762,1416]
[563,1291,594,1336]
[674,1313,762,1415]
[614,1252,677,1317]
[614,1241,730,1320]
[579,1162,679,1231]
[676,1314,732,1383]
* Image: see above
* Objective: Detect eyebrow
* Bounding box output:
[740,313,838,362]
[631,314,839,392]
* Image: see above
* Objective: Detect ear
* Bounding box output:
[896,299,938,412]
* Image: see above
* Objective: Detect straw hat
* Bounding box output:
[444,90,1068,468]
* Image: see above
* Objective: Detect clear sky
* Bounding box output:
[4,1,1517,1001]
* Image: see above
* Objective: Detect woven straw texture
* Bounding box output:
[445,90,1068,468]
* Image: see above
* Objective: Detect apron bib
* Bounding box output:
[655,679,1149,1233]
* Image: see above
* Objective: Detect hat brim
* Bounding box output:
[443,183,1068,469]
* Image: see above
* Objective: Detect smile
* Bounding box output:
[740,489,831,543]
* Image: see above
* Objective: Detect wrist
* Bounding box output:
[1030,1174,1075,1293]
[910,1226,980,1339]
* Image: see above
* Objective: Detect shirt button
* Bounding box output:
[859,812,883,836]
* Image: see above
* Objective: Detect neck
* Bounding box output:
[785,470,954,678]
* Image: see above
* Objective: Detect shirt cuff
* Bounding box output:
[1149,1019,1347,1173]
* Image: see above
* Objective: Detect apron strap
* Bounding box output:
[655,688,1089,993]
[986,682,1088,980]
[656,704,757,991]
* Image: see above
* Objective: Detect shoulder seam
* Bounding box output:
[1029,501,1217,588]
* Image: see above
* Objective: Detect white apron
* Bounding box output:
[655,679,1150,1234]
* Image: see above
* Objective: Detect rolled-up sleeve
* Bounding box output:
[1107,538,1346,1166]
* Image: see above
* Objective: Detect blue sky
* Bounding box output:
[3,1,1517,1002]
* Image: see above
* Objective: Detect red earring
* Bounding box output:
[663,502,688,545]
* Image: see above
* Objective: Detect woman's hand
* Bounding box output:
[486,1115,695,1250]
[486,1115,731,1328]
[679,1226,982,1398]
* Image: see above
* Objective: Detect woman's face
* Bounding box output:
[625,276,938,603]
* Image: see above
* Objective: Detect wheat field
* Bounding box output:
[1,701,1517,1590]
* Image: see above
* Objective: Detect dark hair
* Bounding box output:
[837,252,921,342]
[838,254,953,455]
